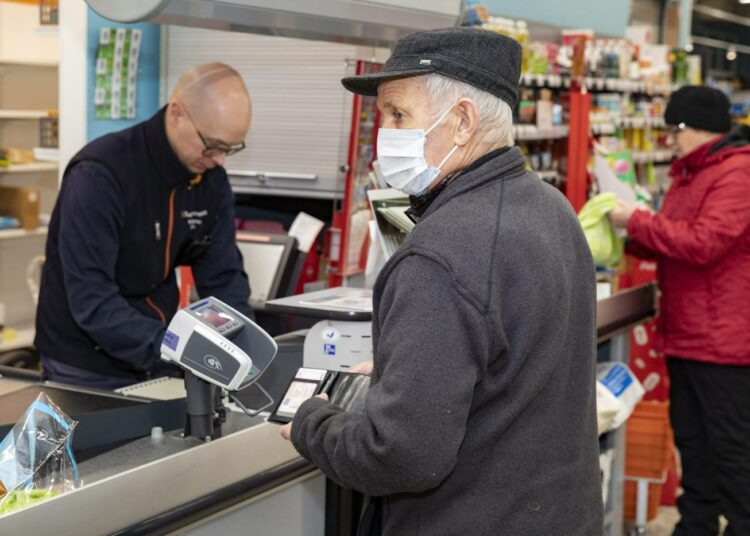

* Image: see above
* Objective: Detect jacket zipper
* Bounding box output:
[146,187,176,326]
[163,187,177,280]
[145,296,167,325]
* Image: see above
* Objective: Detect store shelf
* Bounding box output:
[514,124,569,141]
[632,150,674,164]
[0,326,35,352]
[0,227,48,240]
[520,73,671,96]
[591,117,667,135]
[597,283,656,342]
[619,117,666,129]
[0,109,56,120]
[32,147,59,162]
[591,123,618,135]
[0,162,58,174]
[535,170,562,185]
[520,73,566,88]
[0,58,58,69]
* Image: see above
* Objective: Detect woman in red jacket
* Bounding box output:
[610,86,750,536]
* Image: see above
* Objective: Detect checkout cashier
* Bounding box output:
[35,63,254,390]
[282,28,603,535]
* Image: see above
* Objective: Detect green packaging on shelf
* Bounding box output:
[604,150,637,185]
[518,100,536,124]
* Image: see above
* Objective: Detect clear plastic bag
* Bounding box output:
[0,392,81,515]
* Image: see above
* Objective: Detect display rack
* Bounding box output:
[0,1,59,341]
[327,60,382,287]
[520,73,672,96]
[0,162,57,174]
[596,283,657,536]
[0,227,47,241]
[513,124,569,140]
[0,109,55,120]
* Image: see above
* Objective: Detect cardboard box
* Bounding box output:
[0,186,40,230]
[1,148,35,165]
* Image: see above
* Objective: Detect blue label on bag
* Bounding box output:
[324,344,336,356]
[163,330,180,351]
[601,364,633,397]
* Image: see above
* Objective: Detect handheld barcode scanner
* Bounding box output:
[160,297,277,441]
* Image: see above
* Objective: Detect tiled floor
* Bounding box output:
[639,507,727,535]
[645,506,679,535]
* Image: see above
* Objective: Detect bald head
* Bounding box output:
[171,62,250,123]
[165,62,252,174]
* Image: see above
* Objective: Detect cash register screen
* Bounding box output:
[194,304,233,328]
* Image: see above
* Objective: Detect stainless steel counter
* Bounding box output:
[0,283,657,534]
[0,405,316,535]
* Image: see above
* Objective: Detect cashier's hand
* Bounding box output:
[608,200,638,229]
[279,393,329,441]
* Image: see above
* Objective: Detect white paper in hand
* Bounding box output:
[288,212,324,253]
[594,155,637,205]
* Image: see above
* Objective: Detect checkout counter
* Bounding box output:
[0,284,655,535]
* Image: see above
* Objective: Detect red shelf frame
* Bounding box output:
[328,60,382,287]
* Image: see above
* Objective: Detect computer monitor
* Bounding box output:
[236,232,298,308]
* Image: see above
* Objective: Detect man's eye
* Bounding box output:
[393,111,404,121]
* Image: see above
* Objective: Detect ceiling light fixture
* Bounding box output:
[727,48,738,61]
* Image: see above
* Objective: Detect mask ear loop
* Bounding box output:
[437,144,459,169]
[425,101,461,135]
[425,101,462,170]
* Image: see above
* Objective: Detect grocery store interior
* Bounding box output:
[0,0,749,534]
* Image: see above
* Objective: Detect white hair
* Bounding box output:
[423,73,514,148]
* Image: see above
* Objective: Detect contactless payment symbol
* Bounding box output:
[321,327,340,342]
[324,344,336,356]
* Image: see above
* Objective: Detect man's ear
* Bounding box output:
[453,98,479,146]
[166,100,184,127]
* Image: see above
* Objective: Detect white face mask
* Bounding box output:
[374,104,460,196]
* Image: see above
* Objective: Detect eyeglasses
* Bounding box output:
[666,122,687,137]
[184,108,246,157]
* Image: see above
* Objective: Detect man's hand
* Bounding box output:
[609,200,638,228]
[280,422,293,441]
[350,360,374,375]
[279,393,329,441]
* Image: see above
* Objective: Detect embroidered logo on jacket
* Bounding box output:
[181,209,208,230]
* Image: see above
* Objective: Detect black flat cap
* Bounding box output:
[665,85,731,133]
[342,27,522,108]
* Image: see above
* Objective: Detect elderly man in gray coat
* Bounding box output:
[281,27,603,536]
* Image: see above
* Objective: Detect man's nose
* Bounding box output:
[211,153,226,167]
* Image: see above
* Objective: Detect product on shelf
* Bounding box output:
[460,11,680,200]
[0,148,35,165]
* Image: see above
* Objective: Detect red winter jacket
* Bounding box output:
[627,126,750,365]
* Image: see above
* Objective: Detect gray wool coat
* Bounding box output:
[292,147,604,536]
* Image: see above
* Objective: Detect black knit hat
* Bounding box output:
[342,27,522,108]
[665,86,732,133]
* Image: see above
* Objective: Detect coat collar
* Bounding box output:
[414,146,527,222]
[144,106,202,188]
